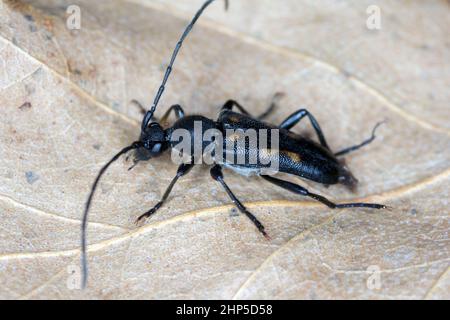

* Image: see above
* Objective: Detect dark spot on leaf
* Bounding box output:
[24,14,34,22]
[23,14,37,32]
[342,69,352,78]
[25,83,35,95]
[25,171,39,184]
[19,102,32,110]
[68,61,82,75]
[229,207,239,217]
[70,68,82,75]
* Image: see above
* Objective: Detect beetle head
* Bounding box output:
[135,121,167,161]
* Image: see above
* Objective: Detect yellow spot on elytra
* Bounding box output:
[228,115,240,123]
[283,151,301,162]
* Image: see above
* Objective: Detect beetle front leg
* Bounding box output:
[136,163,194,223]
[221,93,283,119]
[261,175,387,210]
[210,165,271,240]
[130,99,147,116]
[159,104,185,126]
[221,100,250,115]
[130,99,160,123]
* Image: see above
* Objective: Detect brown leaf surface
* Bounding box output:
[0,0,449,299]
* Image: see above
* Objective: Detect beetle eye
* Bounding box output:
[151,143,162,154]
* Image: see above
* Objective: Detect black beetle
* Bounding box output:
[81,0,387,288]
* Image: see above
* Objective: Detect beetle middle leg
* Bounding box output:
[279,109,330,150]
[210,165,271,240]
[261,175,387,210]
[257,92,285,120]
[136,163,194,223]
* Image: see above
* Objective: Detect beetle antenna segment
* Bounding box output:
[81,141,142,289]
[141,0,226,130]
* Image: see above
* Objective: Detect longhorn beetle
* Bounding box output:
[81,0,388,288]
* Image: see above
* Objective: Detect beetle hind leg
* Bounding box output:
[261,175,387,210]
[279,108,330,150]
[334,121,386,157]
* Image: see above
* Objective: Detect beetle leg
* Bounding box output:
[221,92,283,120]
[279,109,330,150]
[257,92,285,120]
[210,165,271,240]
[334,121,385,157]
[221,100,250,115]
[135,163,194,223]
[261,175,387,210]
[130,99,147,116]
[132,101,186,126]
[160,104,185,127]
[130,99,161,122]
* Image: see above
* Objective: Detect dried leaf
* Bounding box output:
[0,0,448,299]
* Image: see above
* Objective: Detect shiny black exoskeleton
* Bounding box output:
[131,97,385,231]
[81,0,387,288]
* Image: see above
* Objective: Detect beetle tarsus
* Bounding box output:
[211,165,270,240]
[334,120,386,157]
[136,201,162,224]
[135,163,194,225]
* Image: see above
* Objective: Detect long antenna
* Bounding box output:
[81,141,142,288]
[141,0,228,131]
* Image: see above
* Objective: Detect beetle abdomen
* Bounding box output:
[277,135,341,184]
[218,110,345,185]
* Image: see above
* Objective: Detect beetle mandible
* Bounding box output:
[81,0,388,288]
